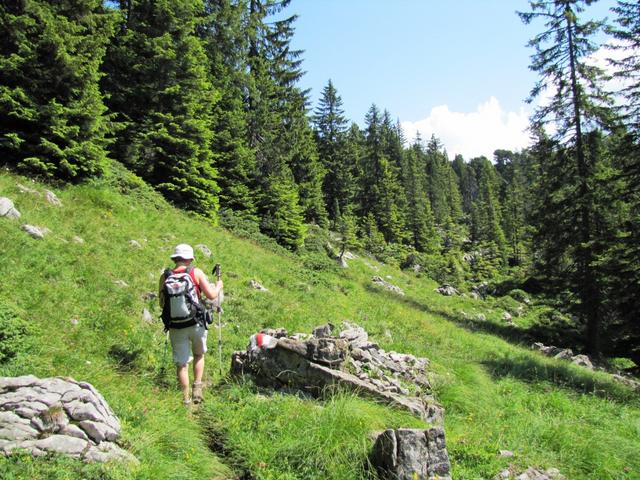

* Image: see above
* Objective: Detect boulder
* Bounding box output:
[370,428,451,480]
[45,190,62,207]
[0,376,135,464]
[195,244,212,258]
[570,354,594,370]
[0,198,20,219]
[21,224,46,239]
[436,285,458,296]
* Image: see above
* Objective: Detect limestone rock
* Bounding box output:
[372,276,405,296]
[0,376,134,463]
[495,467,565,480]
[231,324,442,426]
[196,244,212,258]
[16,183,40,195]
[142,308,154,324]
[370,428,452,480]
[0,197,20,219]
[312,323,334,338]
[45,190,62,207]
[249,279,268,291]
[570,354,594,369]
[21,224,46,239]
[128,240,142,249]
[436,285,458,296]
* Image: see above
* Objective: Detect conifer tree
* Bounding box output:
[245,0,322,243]
[359,104,405,243]
[102,0,219,219]
[520,0,613,356]
[201,0,258,221]
[608,1,640,138]
[0,0,114,181]
[403,141,439,252]
[313,79,354,224]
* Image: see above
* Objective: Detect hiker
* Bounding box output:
[159,244,223,405]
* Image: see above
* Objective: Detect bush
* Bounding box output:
[0,300,33,364]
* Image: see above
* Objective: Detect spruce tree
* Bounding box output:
[520,0,613,356]
[201,0,258,221]
[403,141,439,253]
[313,79,354,224]
[102,0,219,219]
[359,104,404,243]
[0,0,114,181]
[608,1,640,138]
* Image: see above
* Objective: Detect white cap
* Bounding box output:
[170,244,195,261]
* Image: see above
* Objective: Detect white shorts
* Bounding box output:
[169,324,208,366]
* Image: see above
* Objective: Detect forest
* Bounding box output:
[1,0,639,368]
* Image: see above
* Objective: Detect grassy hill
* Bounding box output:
[0,167,638,479]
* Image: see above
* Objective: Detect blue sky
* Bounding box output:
[289,0,617,159]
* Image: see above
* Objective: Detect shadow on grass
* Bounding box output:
[363,283,639,403]
[482,353,638,403]
[365,283,527,341]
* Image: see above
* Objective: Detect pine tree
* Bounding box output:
[0,0,114,181]
[520,0,613,356]
[102,0,219,219]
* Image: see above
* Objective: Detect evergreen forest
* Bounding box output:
[1,0,639,372]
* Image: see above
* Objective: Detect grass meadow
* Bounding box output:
[0,168,638,479]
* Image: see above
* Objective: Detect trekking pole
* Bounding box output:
[213,263,223,376]
[159,330,169,377]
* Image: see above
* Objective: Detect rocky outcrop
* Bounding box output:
[436,285,458,296]
[372,276,405,296]
[0,376,136,464]
[532,343,594,369]
[370,428,451,480]
[231,323,443,425]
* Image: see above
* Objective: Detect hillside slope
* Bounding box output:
[0,168,638,479]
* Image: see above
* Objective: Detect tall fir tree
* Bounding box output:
[102,0,219,219]
[0,0,114,181]
[245,0,323,245]
[201,0,258,221]
[403,141,439,253]
[312,79,355,225]
[520,0,613,356]
[358,104,405,243]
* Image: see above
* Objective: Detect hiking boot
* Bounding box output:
[192,382,204,404]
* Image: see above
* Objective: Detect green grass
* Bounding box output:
[1,167,639,479]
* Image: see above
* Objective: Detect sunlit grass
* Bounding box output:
[0,167,638,479]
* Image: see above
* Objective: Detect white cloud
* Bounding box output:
[400,97,531,160]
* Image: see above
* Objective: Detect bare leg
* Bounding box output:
[192,354,205,403]
[176,364,190,403]
[193,354,205,383]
